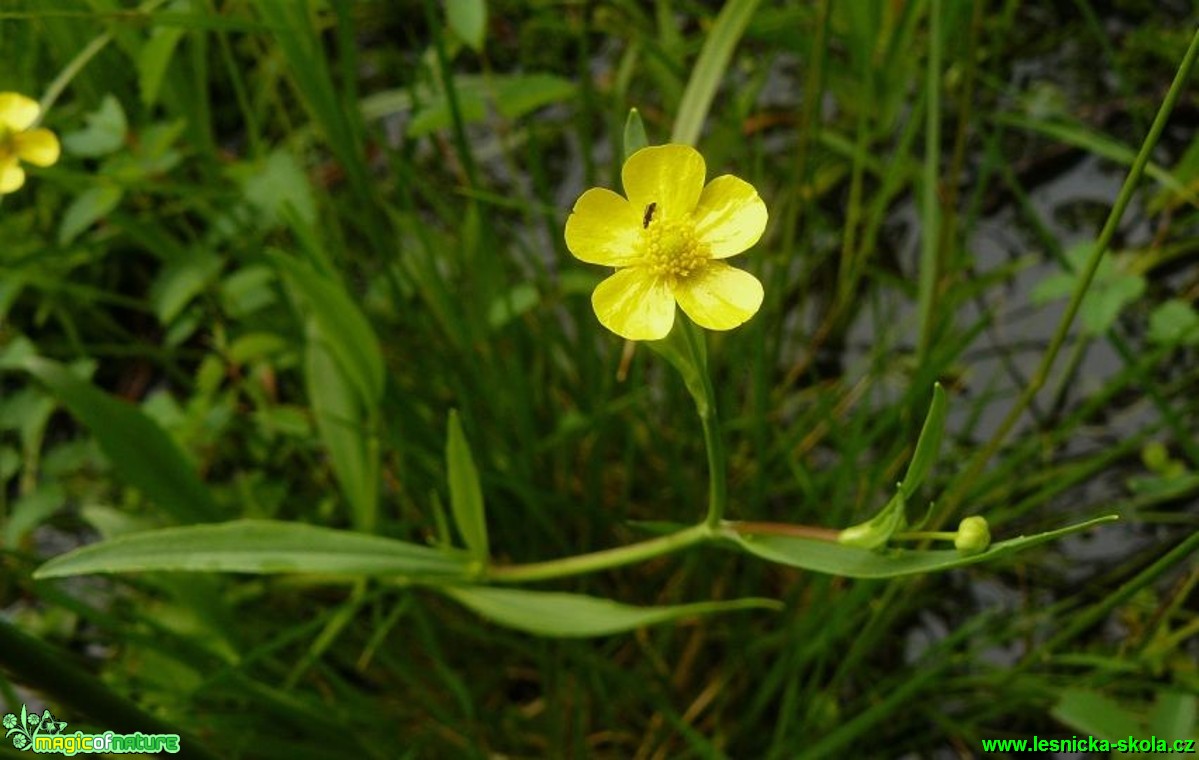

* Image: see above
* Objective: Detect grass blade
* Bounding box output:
[900,382,947,499]
[671,0,761,146]
[273,252,385,409]
[446,410,490,561]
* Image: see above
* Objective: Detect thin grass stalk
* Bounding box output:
[915,0,943,364]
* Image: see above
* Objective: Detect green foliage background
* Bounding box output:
[1,0,1197,756]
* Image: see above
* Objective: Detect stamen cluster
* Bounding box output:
[640,219,710,281]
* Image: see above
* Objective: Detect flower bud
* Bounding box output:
[954,516,991,556]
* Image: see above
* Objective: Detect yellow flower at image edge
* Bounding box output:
[0,92,60,194]
[565,144,767,341]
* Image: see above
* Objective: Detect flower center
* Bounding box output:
[639,214,709,282]
[0,125,11,161]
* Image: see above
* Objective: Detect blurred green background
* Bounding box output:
[1,1,1197,756]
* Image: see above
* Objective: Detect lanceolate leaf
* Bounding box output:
[671,0,762,146]
[439,586,780,637]
[838,487,907,550]
[839,382,949,548]
[730,516,1117,579]
[34,520,470,579]
[272,252,385,409]
[900,382,947,498]
[623,108,648,160]
[446,410,489,560]
[306,329,378,530]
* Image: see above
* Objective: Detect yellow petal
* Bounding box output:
[622,144,705,223]
[0,157,26,193]
[591,267,675,341]
[693,175,768,258]
[0,92,40,131]
[564,187,643,265]
[13,128,60,167]
[673,263,763,331]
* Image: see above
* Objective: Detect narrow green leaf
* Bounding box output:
[34,520,469,579]
[137,2,187,106]
[623,107,648,160]
[839,487,906,550]
[446,410,489,560]
[272,253,385,408]
[59,185,123,245]
[671,0,761,146]
[440,586,780,637]
[900,382,947,499]
[731,516,1117,579]
[19,356,219,523]
[445,0,487,52]
[306,328,377,530]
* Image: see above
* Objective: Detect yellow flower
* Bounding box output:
[565,144,767,341]
[0,92,60,194]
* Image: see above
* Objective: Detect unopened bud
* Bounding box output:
[954,516,991,556]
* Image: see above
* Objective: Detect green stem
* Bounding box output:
[682,320,728,527]
[483,523,713,583]
[700,410,726,527]
[724,521,840,542]
[895,531,956,542]
[916,0,943,364]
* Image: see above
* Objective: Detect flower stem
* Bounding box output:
[682,320,728,528]
[725,521,841,542]
[483,523,713,583]
[894,531,957,542]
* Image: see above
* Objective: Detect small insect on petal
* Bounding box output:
[642,202,656,229]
